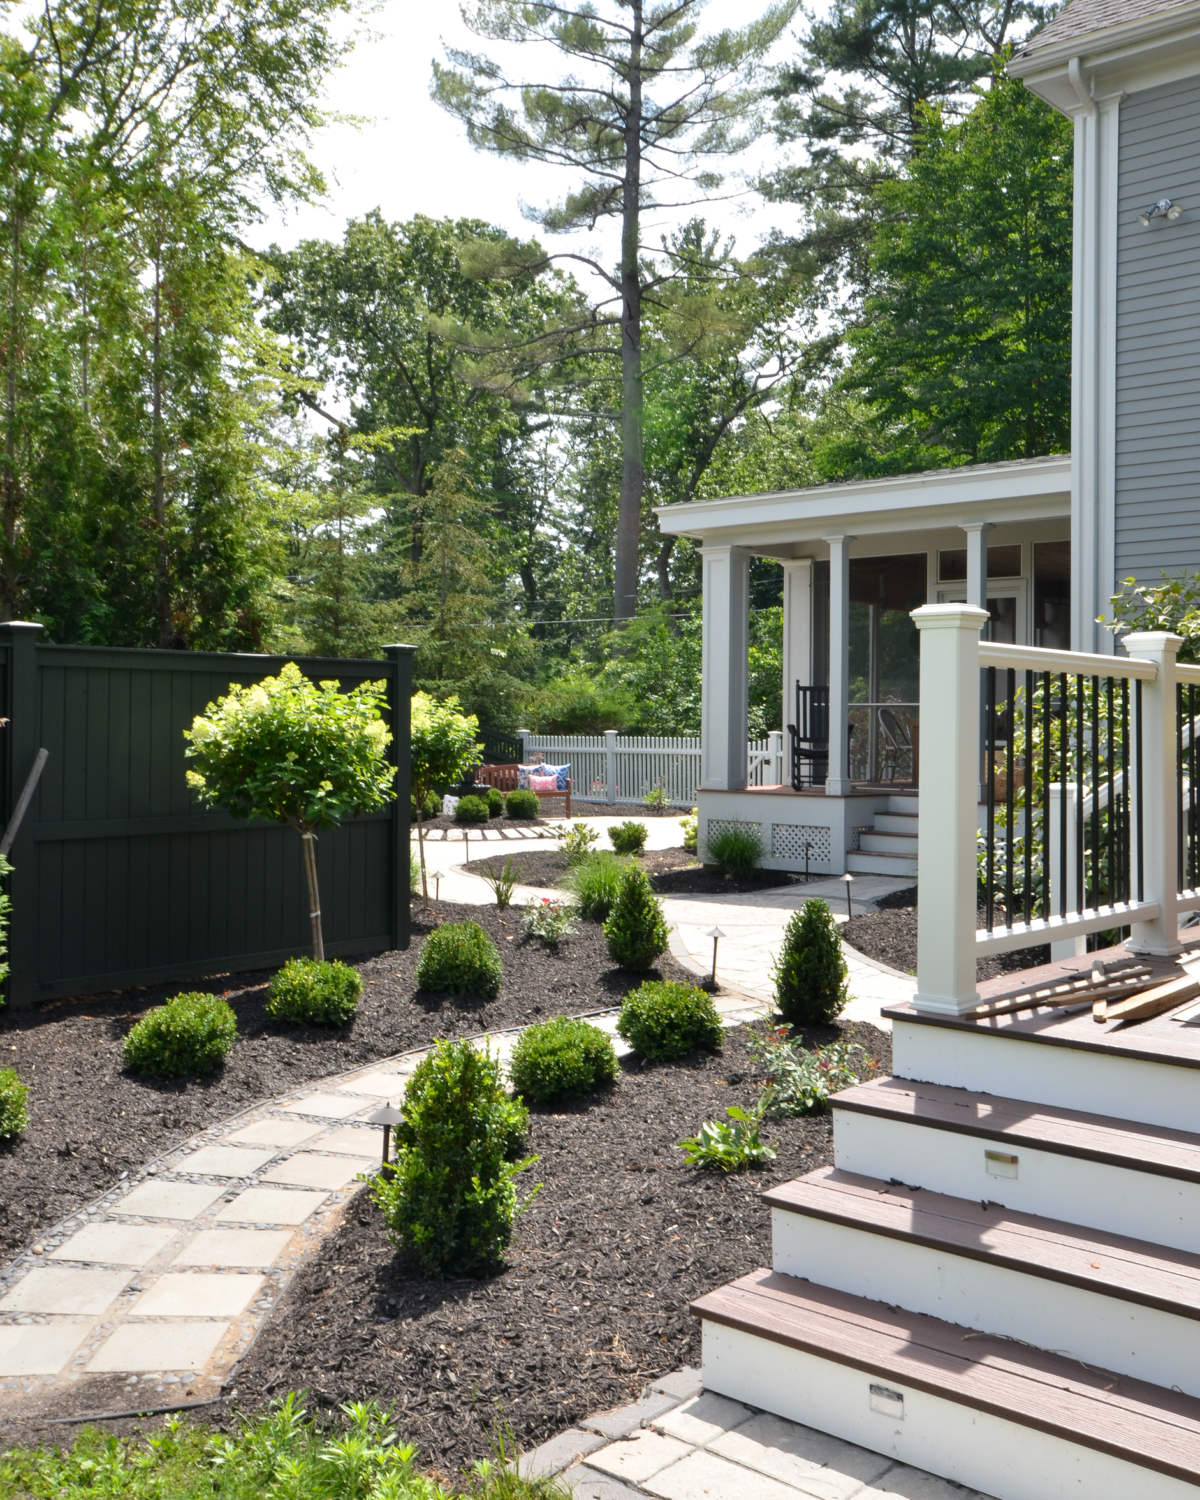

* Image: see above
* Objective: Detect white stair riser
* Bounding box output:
[700,1320,1195,1500]
[846,852,919,877]
[894,1019,1200,1135]
[874,813,919,834]
[886,796,920,814]
[771,1210,1200,1398]
[860,833,919,854]
[833,1108,1200,1255]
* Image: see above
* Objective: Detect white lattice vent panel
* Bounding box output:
[704,818,764,848]
[772,824,831,863]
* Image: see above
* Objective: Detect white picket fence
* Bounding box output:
[519,730,785,806]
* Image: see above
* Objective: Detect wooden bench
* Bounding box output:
[475,763,573,818]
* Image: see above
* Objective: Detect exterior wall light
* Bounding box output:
[1137,198,1183,226]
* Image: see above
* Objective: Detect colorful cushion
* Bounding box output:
[529,773,557,794]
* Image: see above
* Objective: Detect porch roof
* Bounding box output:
[654,454,1071,555]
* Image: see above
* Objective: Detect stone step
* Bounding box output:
[692,1269,1200,1500]
[846,849,918,877]
[767,1165,1200,1398]
[831,1076,1200,1254]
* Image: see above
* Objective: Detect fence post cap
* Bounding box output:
[1120,630,1183,655]
[381,643,418,656]
[0,621,45,638]
[910,604,989,631]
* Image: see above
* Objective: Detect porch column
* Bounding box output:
[700,544,750,790]
[962,522,994,612]
[780,558,813,734]
[824,534,855,796]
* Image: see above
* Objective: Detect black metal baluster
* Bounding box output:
[1076,675,1086,917]
[1179,684,1186,896]
[1024,669,1034,926]
[1004,668,1016,925]
[1059,672,1069,918]
[1119,678,1130,904]
[986,666,996,933]
[1042,671,1052,918]
[1191,685,1198,891]
[1090,676,1100,918]
[1136,679,1144,903]
[1105,675,1114,909]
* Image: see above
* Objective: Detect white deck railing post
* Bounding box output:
[1048,783,1086,960]
[1124,631,1183,957]
[912,603,989,1013]
[605,729,617,806]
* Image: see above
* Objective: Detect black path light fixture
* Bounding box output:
[842,871,856,920]
[1137,198,1183,227]
[707,926,725,985]
[367,1103,403,1172]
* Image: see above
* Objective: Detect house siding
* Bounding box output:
[1115,74,1200,583]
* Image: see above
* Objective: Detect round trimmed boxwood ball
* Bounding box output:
[266,957,362,1025]
[505,788,540,819]
[415,919,503,997]
[487,786,505,817]
[616,979,723,1062]
[509,1015,618,1104]
[123,992,237,1078]
[455,793,490,824]
[0,1066,28,1139]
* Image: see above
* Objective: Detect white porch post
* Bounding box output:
[1125,630,1182,957]
[700,545,750,790]
[912,603,988,1014]
[781,558,813,736]
[962,522,994,612]
[824,536,855,796]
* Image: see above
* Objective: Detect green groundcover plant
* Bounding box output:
[616,979,723,1062]
[371,1039,537,1276]
[508,1016,618,1104]
[679,1102,776,1172]
[0,1066,28,1139]
[123,992,237,1078]
[266,957,363,1025]
[603,865,669,970]
[415,921,503,996]
[773,898,849,1026]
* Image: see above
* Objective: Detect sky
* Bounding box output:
[248,0,807,301]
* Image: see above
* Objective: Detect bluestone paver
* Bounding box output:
[587,1431,692,1485]
[335,1071,410,1098]
[178,1145,278,1177]
[132,1272,265,1317]
[0,1324,90,1377]
[87,1321,228,1373]
[226,1119,325,1149]
[0,1266,131,1314]
[113,1181,226,1221]
[315,1126,381,1158]
[262,1154,365,1190]
[709,1413,894,1499]
[50,1223,176,1266]
[214,1187,327,1225]
[279,1093,365,1120]
[170,1229,293,1267]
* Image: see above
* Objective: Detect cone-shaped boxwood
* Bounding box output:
[0,1067,28,1139]
[603,865,669,970]
[266,957,362,1025]
[617,980,723,1062]
[509,1015,618,1104]
[415,920,503,996]
[123,992,237,1078]
[773,897,849,1025]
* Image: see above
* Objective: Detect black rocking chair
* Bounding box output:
[787,683,830,790]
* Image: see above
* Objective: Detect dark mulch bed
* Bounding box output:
[473,845,805,897]
[842,885,1052,980]
[221,1019,892,1478]
[0,904,696,1265]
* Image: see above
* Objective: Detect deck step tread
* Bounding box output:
[765,1166,1200,1317]
[692,1269,1200,1484]
[834,1076,1200,1181]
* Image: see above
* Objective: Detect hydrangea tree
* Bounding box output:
[184,663,394,959]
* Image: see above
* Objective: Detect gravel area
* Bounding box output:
[0,904,697,1265]
[472,846,804,897]
[223,1019,892,1479]
[842,886,1052,980]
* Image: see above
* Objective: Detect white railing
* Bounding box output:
[519,730,784,807]
[914,608,1181,1015]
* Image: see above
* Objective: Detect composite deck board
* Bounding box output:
[692,1270,1200,1485]
[765,1167,1200,1316]
[833,1077,1200,1181]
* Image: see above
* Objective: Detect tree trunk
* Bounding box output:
[300,829,325,960]
[1,207,23,621]
[613,0,645,627]
[152,252,173,649]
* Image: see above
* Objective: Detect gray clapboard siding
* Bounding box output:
[1115,74,1200,582]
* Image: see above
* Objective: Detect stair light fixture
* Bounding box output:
[1137,198,1183,227]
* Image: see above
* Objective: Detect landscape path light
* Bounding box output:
[367,1103,404,1171]
[842,871,856,920]
[707,926,725,985]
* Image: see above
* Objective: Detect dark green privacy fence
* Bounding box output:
[0,624,414,1011]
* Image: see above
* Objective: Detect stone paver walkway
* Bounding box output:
[523,1369,991,1500]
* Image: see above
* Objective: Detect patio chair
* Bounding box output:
[878,707,913,782]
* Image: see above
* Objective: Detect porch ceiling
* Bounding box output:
[654,454,1071,554]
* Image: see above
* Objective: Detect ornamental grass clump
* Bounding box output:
[508,1016,618,1104]
[455,793,490,824]
[505,788,540,819]
[123,992,237,1078]
[617,979,723,1062]
[266,957,362,1025]
[603,865,669,970]
[773,897,850,1025]
[371,1038,537,1275]
[608,820,648,855]
[0,1066,28,1139]
[707,824,763,878]
[415,920,503,996]
[563,851,629,921]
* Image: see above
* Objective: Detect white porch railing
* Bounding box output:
[519,730,784,807]
[914,606,1185,1015]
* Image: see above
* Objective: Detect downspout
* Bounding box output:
[1068,56,1097,116]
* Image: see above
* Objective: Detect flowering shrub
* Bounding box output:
[521,897,577,945]
[554,822,598,863]
[746,1025,872,1116]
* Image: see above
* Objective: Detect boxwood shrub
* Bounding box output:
[608,820,648,855]
[123,992,237,1078]
[509,1016,618,1104]
[617,979,724,1062]
[266,957,363,1025]
[455,794,490,824]
[0,1067,28,1139]
[603,865,669,970]
[487,787,505,817]
[415,920,503,996]
[505,788,540,819]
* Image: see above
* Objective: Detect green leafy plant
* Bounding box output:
[0,852,11,997]
[555,821,598,863]
[410,691,482,901]
[266,957,362,1025]
[643,781,670,812]
[521,896,577,945]
[747,1026,870,1116]
[508,1015,618,1104]
[608,820,648,855]
[707,824,763,878]
[773,898,850,1026]
[184,663,394,958]
[681,807,698,854]
[679,1102,777,1172]
[370,1038,537,1275]
[415,919,503,996]
[410,852,421,892]
[123,992,237,1078]
[455,793,490,824]
[411,789,441,821]
[505,788,540,819]
[0,1065,28,1139]
[616,979,723,1062]
[487,786,505,816]
[563,851,630,920]
[603,865,669,970]
[479,856,524,908]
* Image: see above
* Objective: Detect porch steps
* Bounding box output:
[693,1269,1200,1500]
[845,793,919,878]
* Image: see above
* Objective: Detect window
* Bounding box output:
[1034,540,1070,650]
[938,543,1022,582]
